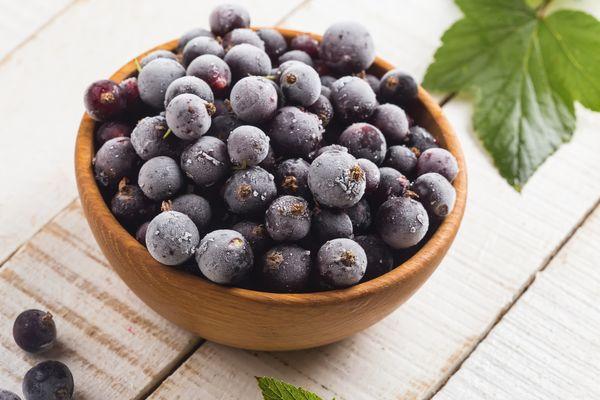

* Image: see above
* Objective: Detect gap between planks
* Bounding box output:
[427,199,600,399]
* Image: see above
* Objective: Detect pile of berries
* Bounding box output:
[84,4,458,293]
[1,310,74,400]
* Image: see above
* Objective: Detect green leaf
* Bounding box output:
[256,377,324,400]
[423,0,600,189]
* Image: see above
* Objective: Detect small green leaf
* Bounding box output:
[256,377,323,400]
[423,0,600,189]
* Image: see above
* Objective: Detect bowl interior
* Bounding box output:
[75,28,467,307]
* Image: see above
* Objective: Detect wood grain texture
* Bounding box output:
[75,33,467,351]
[434,205,600,400]
[0,201,198,398]
[0,0,303,264]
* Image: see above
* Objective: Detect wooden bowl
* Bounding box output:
[75,28,467,351]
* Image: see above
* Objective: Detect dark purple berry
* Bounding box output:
[223,28,264,51]
[119,77,145,115]
[258,145,278,172]
[257,28,287,60]
[213,99,231,116]
[232,221,272,255]
[275,158,311,199]
[330,76,377,123]
[131,115,180,160]
[407,126,439,153]
[278,50,314,67]
[171,194,212,233]
[384,145,418,176]
[95,121,131,147]
[181,136,230,187]
[317,238,367,288]
[320,21,375,74]
[186,54,232,95]
[146,211,199,265]
[339,123,387,165]
[356,158,380,193]
[320,75,337,88]
[364,74,380,95]
[416,148,458,182]
[230,76,278,123]
[111,179,157,225]
[138,58,186,109]
[207,113,243,141]
[135,222,150,245]
[315,144,348,158]
[164,76,214,108]
[290,34,319,58]
[345,198,371,233]
[320,85,332,99]
[355,235,395,280]
[411,173,456,218]
[209,4,250,36]
[22,361,74,400]
[138,156,183,201]
[12,310,56,353]
[312,207,353,243]
[371,167,409,206]
[84,79,126,121]
[93,137,139,187]
[166,94,212,140]
[379,70,418,106]
[376,196,429,249]
[265,195,311,241]
[140,50,178,68]
[371,103,410,143]
[222,167,277,215]
[279,63,321,106]
[269,106,323,158]
[196,229,253,284]
[307,95,334,127]
[227,125,270,166]
[178,27,214,51]
[260,245,311,292]
[308,150,365,209]
[224,44,271,82]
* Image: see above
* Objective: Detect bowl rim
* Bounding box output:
[75,27,467,307]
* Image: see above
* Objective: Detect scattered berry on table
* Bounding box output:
[22,361,74,400]
[227,125,270,166]
[195,229,253,284]
[84,79,126,121]
[416,148,459,182]
[308,150,365,209]
[411,172,456,218]
[12,310,57,353]
[376,196,429,249]
[146,211,200,265]
[138,58,186,109]
[230,76,278,123]
[180,136,230,187]
[260,244,312,292]
[222,167,277,215]
[138,156,184,200]
[265,195,311,242]
[317,238,367,288]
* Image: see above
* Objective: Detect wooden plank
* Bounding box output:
[434,205,600,400]
[0,201,198,398]
[0,0,304,264]
[0,0,72,60]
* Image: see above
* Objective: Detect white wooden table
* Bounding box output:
[1,1,599,398]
